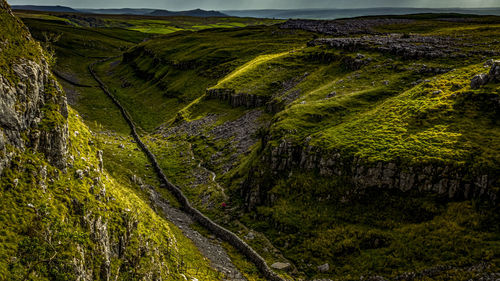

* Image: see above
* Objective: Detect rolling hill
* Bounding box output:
[223,7,500,19]
[11,4,79,13]
[149,8,228,17]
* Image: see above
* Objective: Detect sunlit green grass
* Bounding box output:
[213,51,292,88]
[92,25,315,131]
[17,11,282,35]
[130,25,183,34]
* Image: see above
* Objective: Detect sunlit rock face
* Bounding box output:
[0,0,68,175]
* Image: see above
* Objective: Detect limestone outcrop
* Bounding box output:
[471,60,500,89]
[0,0,68,175]
[242,139,498,209]
[280,19,413,36]
[206,88,269,108]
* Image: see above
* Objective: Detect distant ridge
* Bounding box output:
[149,9,227,17]
[79,8,157,15]
[12,5,228,18]
[223,7,500,19]
[11,6,500,19]
[11,5,79,13]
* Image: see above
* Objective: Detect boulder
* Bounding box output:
[326,91,337,98]
[318,263,330,272]
[489,60,500,82]
[271,262,291,271]
[97,150,104,172]
[484,59,495,67]
[469,60,500,89]
[0,60,69,175]
[244,231,255,240]
[471,73,489,89]
[75,169,84,180]
[131,175,143,185]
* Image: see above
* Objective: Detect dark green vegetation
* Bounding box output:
[11,7,500,281]
[15,10,280,35]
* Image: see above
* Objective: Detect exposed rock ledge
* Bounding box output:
[280,18,414,36]
[471,60,500,89]
[243,140,498,209]
[206,88,270,108]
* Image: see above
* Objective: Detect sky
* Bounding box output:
[8,0,500,10]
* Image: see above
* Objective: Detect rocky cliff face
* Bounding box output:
[242,139,498,209]
[206,88,269,108]
[0,0,68,175]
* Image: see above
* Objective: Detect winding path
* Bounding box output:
[89,58,287,281]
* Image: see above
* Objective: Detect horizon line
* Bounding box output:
[11,5,500,11]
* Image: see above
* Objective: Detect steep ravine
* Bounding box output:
[89,59,286,281]
[0,2,227,279]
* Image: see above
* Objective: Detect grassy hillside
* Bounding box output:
[16,8,500,281]
[16,10,281,35]
[1,3,222,280]
[18,17,147,134]
[0,6,42,82]
[95,26,315,131]
[113,16,499,280]
[0,109,219,280]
